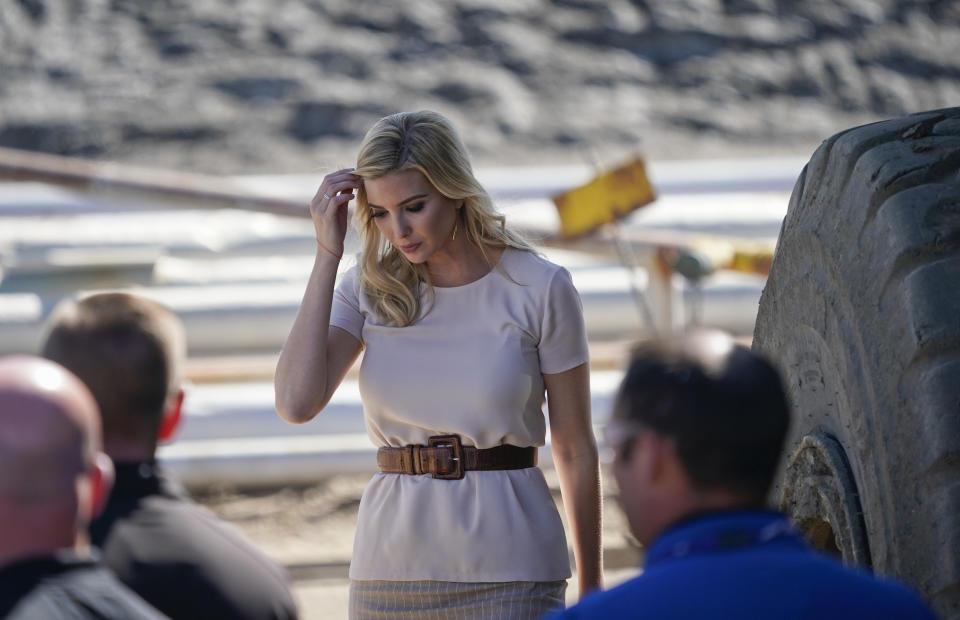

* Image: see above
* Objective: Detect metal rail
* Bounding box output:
[0,146,308,217]
[1,146,798,489]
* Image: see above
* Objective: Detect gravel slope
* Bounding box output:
[2,0,959,174]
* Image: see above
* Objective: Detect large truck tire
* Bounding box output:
[753,107,960,619]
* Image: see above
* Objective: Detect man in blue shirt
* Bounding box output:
[549,330,935,619]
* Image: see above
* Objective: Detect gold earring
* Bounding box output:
[452,220,458,242]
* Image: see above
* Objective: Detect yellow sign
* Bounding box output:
[729,244,774,276]
[680,237,776,278]
[552,157,656,238]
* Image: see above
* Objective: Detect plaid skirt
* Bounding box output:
[348,579,567,620]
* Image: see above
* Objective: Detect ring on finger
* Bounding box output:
[323,192,332,200]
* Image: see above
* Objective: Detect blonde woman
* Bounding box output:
[275,110,601,619]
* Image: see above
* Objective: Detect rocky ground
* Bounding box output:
[2,0,959,175]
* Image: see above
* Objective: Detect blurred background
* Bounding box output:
[2,1,959,616]
[2,0,958,172]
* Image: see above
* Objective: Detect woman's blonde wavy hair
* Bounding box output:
[352,110,536,327]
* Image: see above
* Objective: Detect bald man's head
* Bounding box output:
[0,356,102,500]
[0,356,115,563]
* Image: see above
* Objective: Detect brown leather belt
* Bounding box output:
[377,434,537,480]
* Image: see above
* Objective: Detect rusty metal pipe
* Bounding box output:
[0,146,308,218]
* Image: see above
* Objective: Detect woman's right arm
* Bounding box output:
[274,169,363,424]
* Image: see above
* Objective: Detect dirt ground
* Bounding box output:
[198,467,642,619]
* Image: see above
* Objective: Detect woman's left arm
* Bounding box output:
[544,362,602,598]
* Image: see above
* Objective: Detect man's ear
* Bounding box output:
[89,452,115,518]
[639,431,671,484]
[157,389,184,443]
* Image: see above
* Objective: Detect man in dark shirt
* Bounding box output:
[548,330,936,620]
[0,355,166,619]
[42,292,298,620]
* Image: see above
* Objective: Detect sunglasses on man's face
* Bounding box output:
[601,419,648,463]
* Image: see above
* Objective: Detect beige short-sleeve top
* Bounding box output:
[330,247,589,582]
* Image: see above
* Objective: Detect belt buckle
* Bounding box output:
[428,434,464,480]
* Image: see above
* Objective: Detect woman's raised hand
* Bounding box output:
[311,168,360,260]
